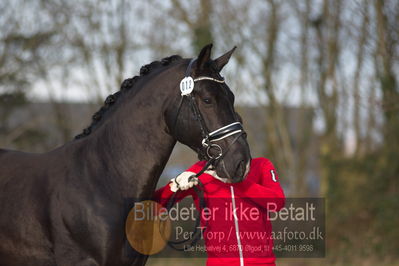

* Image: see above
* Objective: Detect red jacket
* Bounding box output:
[154,157,285,266]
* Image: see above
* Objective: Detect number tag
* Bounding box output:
[180,77,194,96]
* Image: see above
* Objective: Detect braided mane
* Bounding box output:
[74,55,182,139]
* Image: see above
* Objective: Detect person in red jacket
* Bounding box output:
[154,157,285,266]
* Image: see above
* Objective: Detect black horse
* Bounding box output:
[0,44,251,266]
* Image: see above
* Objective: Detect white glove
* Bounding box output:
[170,171,199,192]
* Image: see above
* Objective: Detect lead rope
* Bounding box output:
[164,134,243,251]
[164,159,215,251]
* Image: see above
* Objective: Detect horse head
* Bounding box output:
[166,44,251,183]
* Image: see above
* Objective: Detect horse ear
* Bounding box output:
[214,46,236,72]
[196,43,213,70]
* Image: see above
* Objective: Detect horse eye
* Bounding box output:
[203,98,212,104]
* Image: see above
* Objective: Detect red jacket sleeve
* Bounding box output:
[153,182,193,207]
[153,161,206,207]
[232,158,285,211]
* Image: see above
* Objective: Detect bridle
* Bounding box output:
[164,58,247,250]
[173,58,245,163]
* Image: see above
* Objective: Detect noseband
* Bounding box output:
[174,58,245,162]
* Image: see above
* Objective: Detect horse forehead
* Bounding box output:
[197,81,227,98]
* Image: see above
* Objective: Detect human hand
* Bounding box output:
[170,171,198,192]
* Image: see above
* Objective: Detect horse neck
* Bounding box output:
[72,72,179,200]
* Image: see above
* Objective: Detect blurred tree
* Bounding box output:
[0,0,58,150]
[170,0,213,52]
[371,0,399,256]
